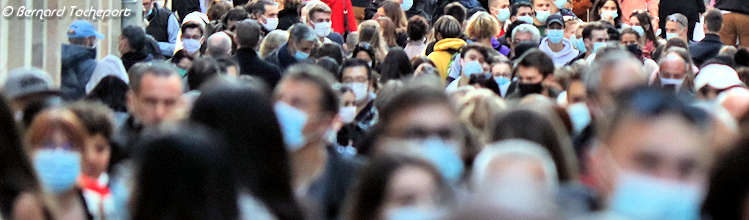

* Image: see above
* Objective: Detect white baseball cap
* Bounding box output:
[694,64,744,91]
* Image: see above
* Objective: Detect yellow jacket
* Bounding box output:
[427,38,466,80]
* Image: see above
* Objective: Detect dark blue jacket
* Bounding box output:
[233,48,282,88]
[689,34,723,67]
[61,44,97,100]
[265,43,300,71]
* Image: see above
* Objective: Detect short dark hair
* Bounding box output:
[434,15,462,39]
[460,44,491,60]
[517,49,555,77]
[129,61,181,93]
[510,1,533,17]
[407,16,429,41]
[187,57,222,90]
[279,64,339,114]
[246,0,275,16]
[181,22,204,36]
[704,8,722,33]
[312,43,344,65]
[121,25,147,51]
[339,58,372,81]
[444,2,467,24]
[222,7,248,26]
[215,56,239,73]
[582,23,605,40]
[68,101,114,139]
[234,20,263,49]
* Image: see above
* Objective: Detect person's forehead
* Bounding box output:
[516,32,533,39]
[465,49,485,59]
[611,116,706,160]
[591,30,608,38]
[311,11,331,19]
[141,73,182,88]
[518,6,533,12]
[279,78,322,99]
[388,103,457,131]
[517,65,541,76]
[343,66,368,77]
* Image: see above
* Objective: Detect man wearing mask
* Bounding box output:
[306,3,345,45]
[587,87,712,220]
[446,44,491,90]
[664,13,690,43]
[509,24,541,58]
[507,49,558,98]
[509,1,534,24]
[655,51,693,95]
[113,61,184,159]
[531,0,552,35]
[538,14,579,67]
[61,20,101,101]
[266,24,318,71]
[569,24,608,63]
[336,59,378,148]
[232,20,283,88]
[247,0,280,34]
[489,0,511,36]
[273,64,360,220]
[143,0,180,57]
[176,22,204,58]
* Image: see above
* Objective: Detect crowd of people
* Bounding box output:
[2,0,749,219]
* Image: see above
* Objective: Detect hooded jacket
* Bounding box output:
[538,38,580,67]
[427,38,466,80]
[61,44,97,100]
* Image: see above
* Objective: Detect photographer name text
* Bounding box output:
[2,6,132,20]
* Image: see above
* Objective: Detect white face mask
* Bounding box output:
[182,38,201,54]
[313,21,332,37]
[262,17,279,31]
[339,106,357,123]
[346,82,369,102]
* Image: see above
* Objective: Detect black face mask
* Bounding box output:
[518,82,543,96]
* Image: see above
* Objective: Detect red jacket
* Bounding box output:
[321,0,358,34]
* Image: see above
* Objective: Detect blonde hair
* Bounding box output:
[260,30,289,58]
[466,11,500,40]
[456,89,507,143]
[357,20,388,62]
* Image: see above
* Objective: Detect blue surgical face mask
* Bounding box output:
[496,8,511,22]
[666,32,679,40]
[573,37,587,53]
[294,50,309,60]
[593,42,607,53]
[274,102,308,151]
[609,171,702,220]
[547,29,565,44]
[602,10,618,19]
[462,60,483,77]
[535,10,550,23]
[566,102,591,134]
[387,206,444,220]
[631,25,645,37]
[417,137,464,183]
[518,15,534,24]
[554,0,567,9]
[34,149,81,194]
[494,76,511,86]
[401,0,413,11]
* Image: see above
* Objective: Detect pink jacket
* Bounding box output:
[619,0,659,23]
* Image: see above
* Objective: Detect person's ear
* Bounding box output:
[126,90,136,113]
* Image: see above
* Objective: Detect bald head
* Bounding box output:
[205,32,232,57]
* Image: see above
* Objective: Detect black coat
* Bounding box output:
[170,0,201,23]
[278,8,300,31]
[658,0,705,40]
[61,44,97,100]
[265,43,300,72]
[716,0,749,15]
[233,48,282,88]
[689,34,723,67]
